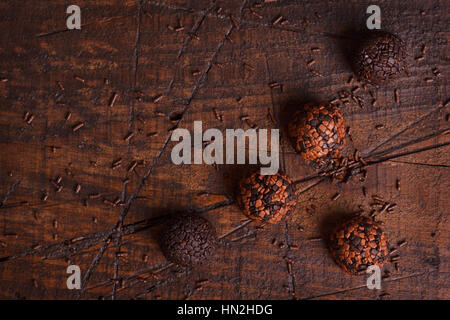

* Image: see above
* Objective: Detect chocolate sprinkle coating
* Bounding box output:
[159,214,217,267]
[288,102,346,161]
[238,172,297,224]
[353,31,407,84]
[329,216,389,275]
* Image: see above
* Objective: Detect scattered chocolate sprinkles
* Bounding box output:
[116,252,128,257]
[272,15,283,25]
[432,68,441,77]
[25,113,35,124]
[394,89,400,104]
[268,81,282,90]
[398,240,408,247]
[72,122,84,132]
[188,33,200,40]
[395,179,400,191]
[153,95,163,103]
[109,92,118,107]
[74,76,85,83]
[124,132,135,142]
[250,10,263,19]
[128,160,138,173]
[421,44,427,55]
[310,70,322,77]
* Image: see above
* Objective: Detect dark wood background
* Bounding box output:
[0,0,448,300]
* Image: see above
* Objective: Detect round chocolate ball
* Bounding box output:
[288,102,346,162]
[238,172,297,224]
[329,216,389,274]
[353,31,407,84]
[159,214,217,267]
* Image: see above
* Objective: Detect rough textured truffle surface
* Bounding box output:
[160,214,217,267]
[288,102,346,162]
[353,31,407,84]
[329,216,389,274]
[238,172,297,224]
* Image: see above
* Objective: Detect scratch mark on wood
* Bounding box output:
[0,180,20,207]
[299,271,434,300]
[362,103,448,157]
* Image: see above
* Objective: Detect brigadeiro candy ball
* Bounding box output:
[288,102,346,162]
[159,214,217,267]
[329,216,389,275]
[352,31,407,84]
[238,172,297,224]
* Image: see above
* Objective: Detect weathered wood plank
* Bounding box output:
[0,0,448,299]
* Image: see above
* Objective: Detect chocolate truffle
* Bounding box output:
[288,102,346,162]
[329,216,389,274]
[353,31,407,84]
[238,172,297,224]
[159,214,217,267]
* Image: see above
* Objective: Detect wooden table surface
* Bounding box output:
[0,0,448,300]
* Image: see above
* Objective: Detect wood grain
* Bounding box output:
[0,0,448,300]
